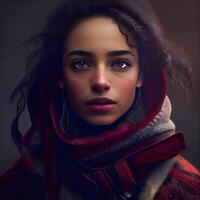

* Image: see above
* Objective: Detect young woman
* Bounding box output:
[0,0,199,199]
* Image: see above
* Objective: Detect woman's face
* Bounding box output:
[61,17,142,125]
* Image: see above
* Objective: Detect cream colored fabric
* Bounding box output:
[138,158,175,200]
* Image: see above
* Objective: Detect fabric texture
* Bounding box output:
[50,95,188,199]
[1,95,200,200]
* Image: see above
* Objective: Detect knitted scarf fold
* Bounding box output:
[53,95,175,160]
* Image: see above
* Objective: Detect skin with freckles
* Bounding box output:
[61,17,143,125]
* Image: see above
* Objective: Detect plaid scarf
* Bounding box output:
[49,96,185,199]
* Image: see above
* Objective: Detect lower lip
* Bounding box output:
[87,104,116,112]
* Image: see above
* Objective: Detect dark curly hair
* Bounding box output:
[10,0,192,148]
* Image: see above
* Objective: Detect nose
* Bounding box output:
[91,68,111,93]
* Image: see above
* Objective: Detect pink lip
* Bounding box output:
[87,104,116,112]
[86,97,116,112]
[86,97,116,104]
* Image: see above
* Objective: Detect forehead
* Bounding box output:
[63,17,136,53]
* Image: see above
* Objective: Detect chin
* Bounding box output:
[85,116,117,126]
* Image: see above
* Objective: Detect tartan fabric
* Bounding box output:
[1,155,199,200]
[154,156,200,200]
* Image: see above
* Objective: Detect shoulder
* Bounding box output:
[155,155,200,200]
[0,157,46,200]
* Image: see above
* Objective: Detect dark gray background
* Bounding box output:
[0,0,199,173]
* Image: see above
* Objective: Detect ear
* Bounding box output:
[137,73,143,88]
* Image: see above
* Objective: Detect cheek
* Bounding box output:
[118,77,138,94]
[118,79,138,107]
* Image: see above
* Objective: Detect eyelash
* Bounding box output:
[70,59,131,71]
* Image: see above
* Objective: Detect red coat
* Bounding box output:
[155,155,200,200]
[0,154,199,200]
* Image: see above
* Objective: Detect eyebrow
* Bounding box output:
[66,50,136,57]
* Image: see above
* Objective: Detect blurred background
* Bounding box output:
[0,0,199,173]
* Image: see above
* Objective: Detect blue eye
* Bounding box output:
[71,60,90,70]
[111,60,131,70]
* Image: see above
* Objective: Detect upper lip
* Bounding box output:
[86,97,116,105]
